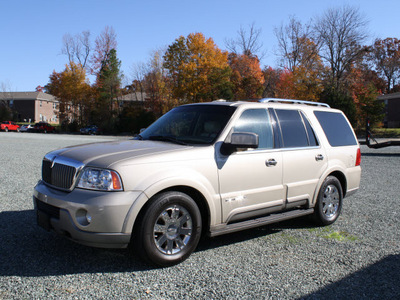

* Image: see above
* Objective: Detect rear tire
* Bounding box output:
[132,191,202,267]
[313,176,343,226]
[4,127,8,132]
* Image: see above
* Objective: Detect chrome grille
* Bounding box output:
[41,156,84,191]
[51,163,76,189]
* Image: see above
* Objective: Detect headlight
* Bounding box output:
[77,167,123,191]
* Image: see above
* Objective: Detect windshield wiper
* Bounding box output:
[148,135,188,145]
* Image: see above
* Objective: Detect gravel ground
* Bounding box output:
[0,132,399,299]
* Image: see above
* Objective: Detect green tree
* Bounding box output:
[94,48,123,129]
[320,87,357,125]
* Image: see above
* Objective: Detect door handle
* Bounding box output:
[266,159,277,167]
[315,154,324,161]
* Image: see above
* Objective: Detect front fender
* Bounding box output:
[121,167,221,234]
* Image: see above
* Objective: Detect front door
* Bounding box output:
[217,108,285,223]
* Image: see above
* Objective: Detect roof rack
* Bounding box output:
[259,98,330,108]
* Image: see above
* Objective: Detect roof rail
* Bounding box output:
[259,98,330,108]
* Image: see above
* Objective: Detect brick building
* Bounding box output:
[377,92,400,128]
[0,92,59,123]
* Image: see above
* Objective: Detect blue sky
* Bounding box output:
[1,0,399,91]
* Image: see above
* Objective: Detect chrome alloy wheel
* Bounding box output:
[153,205,193,255]
[322,184,340,218]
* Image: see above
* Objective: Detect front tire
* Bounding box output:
[133,191,202,267]
[313,176,343,226]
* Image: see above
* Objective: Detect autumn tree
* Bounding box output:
[45,62,94,126]
[142,49,176,116]
[346,66,384,129]
[262,67,282,98]
[229,53,264,99]
[369,38,400,93]
[163,33,231,103]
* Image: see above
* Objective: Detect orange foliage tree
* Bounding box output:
[347,66,384,129]
[143,50,177,116]
[229,53,265,99]
[46,62,95,126]
[369,38,400,93]
[273,66,323,101]
[163,33,231,103]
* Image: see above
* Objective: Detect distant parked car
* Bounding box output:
[30,122,56,133]
[1,121,20,132]
[20,124,35,132]
[80,125,100,135]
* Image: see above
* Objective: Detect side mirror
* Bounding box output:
[221,132,259,155]
[231,132,259,148]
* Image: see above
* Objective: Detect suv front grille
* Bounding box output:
[41,156,84,191]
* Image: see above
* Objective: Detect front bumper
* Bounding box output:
[33,180,143,248]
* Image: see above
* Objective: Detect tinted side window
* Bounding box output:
[233,109,274,149]
[276,109,309,148]
[314,111,357,146]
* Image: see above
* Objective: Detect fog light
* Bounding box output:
[86,213,92,224]
[76,209,91,226]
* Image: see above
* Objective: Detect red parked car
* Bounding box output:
[1,121,20,132]
[30,122,56,133]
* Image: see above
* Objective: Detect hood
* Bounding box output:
[47,140,193,169]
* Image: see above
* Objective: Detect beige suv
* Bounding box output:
[34,99,361,266]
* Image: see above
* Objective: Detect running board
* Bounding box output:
[209,208,314,237]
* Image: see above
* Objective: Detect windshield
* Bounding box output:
[138,104,236,145]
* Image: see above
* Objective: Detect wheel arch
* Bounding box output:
[328,171,347,198]
[312,169,347,206]
[131,185,211,238]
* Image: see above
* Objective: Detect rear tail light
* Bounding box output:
[355,148,361,166]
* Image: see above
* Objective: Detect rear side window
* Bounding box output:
[276,109,309,148]
[314,111,357,146]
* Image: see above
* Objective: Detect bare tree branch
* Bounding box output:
[274,16,316,71]
[313,5,369,89]
[61,31,91,68]
[225,22,265,59]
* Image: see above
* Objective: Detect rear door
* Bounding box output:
[274,109,328,206]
